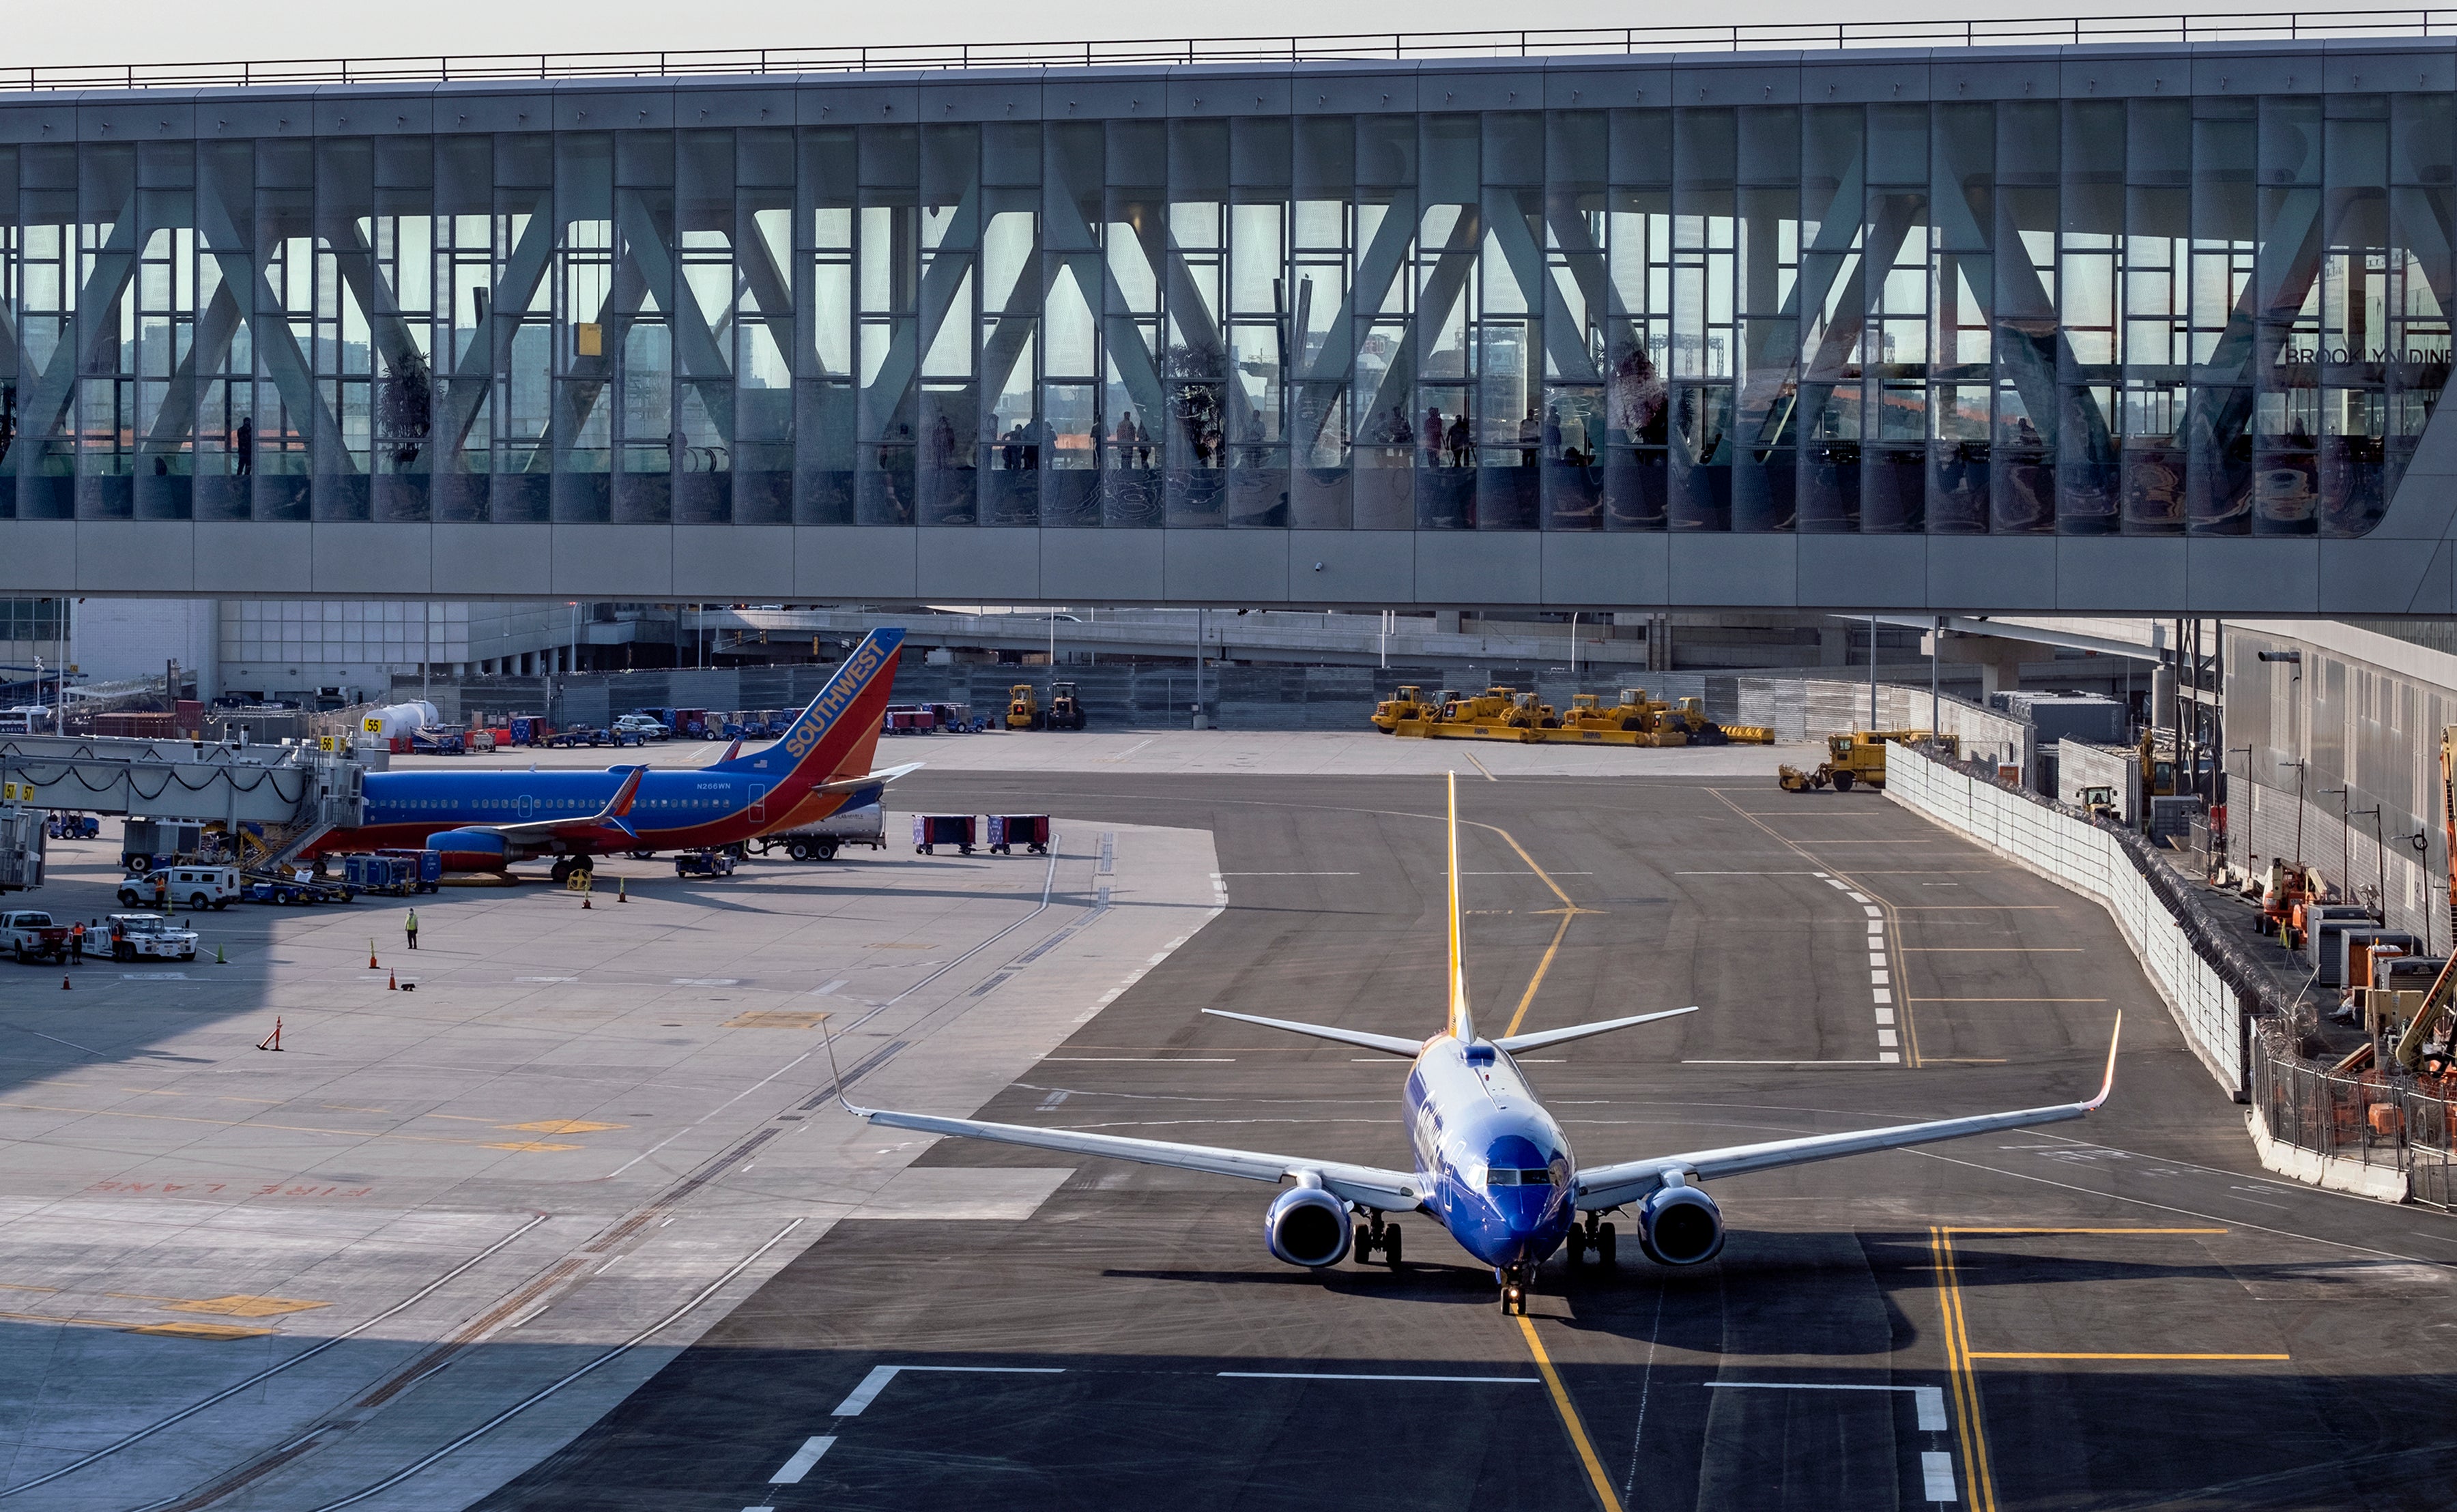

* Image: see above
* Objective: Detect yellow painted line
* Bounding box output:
[1463,751,1499,782]
[0,1307,272,1340]
[1930,1227,2000,1512]
[163,1295,330,1318]
[1514,1315,1623,1512]
[1967,1352,2288,1362]
[1503,912,1574,1039]
[499,1120,628,1134]
[1946,1227,2228,1236]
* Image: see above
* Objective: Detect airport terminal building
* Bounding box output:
[8,31,2457,610]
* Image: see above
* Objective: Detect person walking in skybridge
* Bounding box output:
[405,908,419,950]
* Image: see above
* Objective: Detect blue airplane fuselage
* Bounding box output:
[336,765,882,859]
[1405,1037,1578,1275]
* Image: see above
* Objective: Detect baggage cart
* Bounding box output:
[913,815,977,856]
[986,815,1052,855]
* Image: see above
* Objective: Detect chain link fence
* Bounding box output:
[2253,1026,2457,1207]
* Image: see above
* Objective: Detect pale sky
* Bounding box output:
[8,0,2099,74]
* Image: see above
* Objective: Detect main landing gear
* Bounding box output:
[1563,1213,1618,1268]
[549,856,594,884]
[1498,1260,1536,1315]
[1353,1211,1404,1270]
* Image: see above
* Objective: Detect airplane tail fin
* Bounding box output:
[712,628,904,789]
[1447,770,1473,1043]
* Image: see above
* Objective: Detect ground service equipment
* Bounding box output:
[1006,684,1041,731]
[1370,686,1435,733]
[1779,732,1892,793]
[2387,728,2457,1073]
[1048,682,1089,730]
[753,801,887,862]
[915,815,978,855]
[674,849,737,878]
[988,815,1052,854]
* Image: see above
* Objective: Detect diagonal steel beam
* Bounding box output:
[140,282,244,452]
[1358,203,1482,444]
[188,184,352,474]
[430,198,557,459]
[8,193,140,478]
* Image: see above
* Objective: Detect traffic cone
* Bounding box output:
[582,892,592,910]
[255,1017,283,1051]
[388,972,397,991]
[215,944,226,965]
[616,877,629,904]
[61,974,70,991]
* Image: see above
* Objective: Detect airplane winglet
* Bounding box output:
[820,1018,869,1118]
[2080,1011,2123,1111]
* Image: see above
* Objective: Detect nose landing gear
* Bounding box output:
[1497,1260,1536,1315]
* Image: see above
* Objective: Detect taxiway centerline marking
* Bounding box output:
[768,1436,836,1484]
[1701,1381,1947,1431]
[1964,1352,2288,1362]
[831,1364,1066,1417]
[1514,1315,1623,1512]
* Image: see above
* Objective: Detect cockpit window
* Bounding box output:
[1484,1168,1553,1187]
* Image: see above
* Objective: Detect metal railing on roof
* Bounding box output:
[9,10,2457,93]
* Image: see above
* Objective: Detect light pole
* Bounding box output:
[1867,613,1878,729]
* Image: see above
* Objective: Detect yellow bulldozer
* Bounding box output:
[1371,685,1435,733]
[1779,731,1893,793]
[1005,683,1042,731]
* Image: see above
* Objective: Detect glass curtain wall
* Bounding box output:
[0,96,2439,535]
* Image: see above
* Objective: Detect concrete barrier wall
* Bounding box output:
[1885,742,2245,1091]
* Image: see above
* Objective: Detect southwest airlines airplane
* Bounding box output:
[847,772,2118,1314]
[324,628,913,878]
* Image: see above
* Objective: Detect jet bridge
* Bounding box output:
[0,736,366,858]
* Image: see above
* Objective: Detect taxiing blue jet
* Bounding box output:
[846,771,2119,1312]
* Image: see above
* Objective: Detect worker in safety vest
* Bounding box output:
[405,909,419,950]
[68,922,83,964]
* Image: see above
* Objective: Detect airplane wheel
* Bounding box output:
[1598,1223,1618,1268]
[1353,1223,1373,1261]
[550,859,573,883]
[1384,1225,1402,1270]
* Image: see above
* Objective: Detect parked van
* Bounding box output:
[118,865,240,911]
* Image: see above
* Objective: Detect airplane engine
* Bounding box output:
[424,829,510,871]
[1264,1187,1353,1268]
[1637,1184,1725,1266]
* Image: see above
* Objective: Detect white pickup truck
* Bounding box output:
[1,910,70,965]
[106,914,199,962]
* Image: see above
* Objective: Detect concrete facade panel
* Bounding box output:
[2054,537,2187,611]
[0,523,76,592]
[433,525,552,597]
[1036,528,1161,601]
[311,525,433,596]
[553,526,676,598]
[917,527,1037,600]
[1796,536,1929,609]
[2192,537,2318,615]
[678,525,794,599]
[1669,535,1797,607]
[1164,531,1289,603]
[1289,530,1414,605]
[796,527,919,598]
[1540,532,1668,607]
[1927,536,2056,610]
[78,524,198,594]
[2319,538,2437,615]
[195,523,309,596]
[1418,532,1539,606]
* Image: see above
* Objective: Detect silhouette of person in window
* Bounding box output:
[235,416,253,477]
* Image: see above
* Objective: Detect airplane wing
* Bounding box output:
[1201,1008,1426,1057]
[1572,1015,2122,1212]
[1492,1006,1698,1055]
[849,1104,1424,1211]
[809,760,924,797]
[457,765,648,846]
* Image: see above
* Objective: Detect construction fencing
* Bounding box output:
[1885,742,2247,1091]
[2253,1029,2457,1208]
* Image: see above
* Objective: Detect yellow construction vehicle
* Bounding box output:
[1048,680,1088,730]
[1778,731,1892,793]
[2080,784,2121,824]
[1371,686,1433,733]
[1005,684,1042,731]
[1503,692,1560,729]
[2140,731,2179,798]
